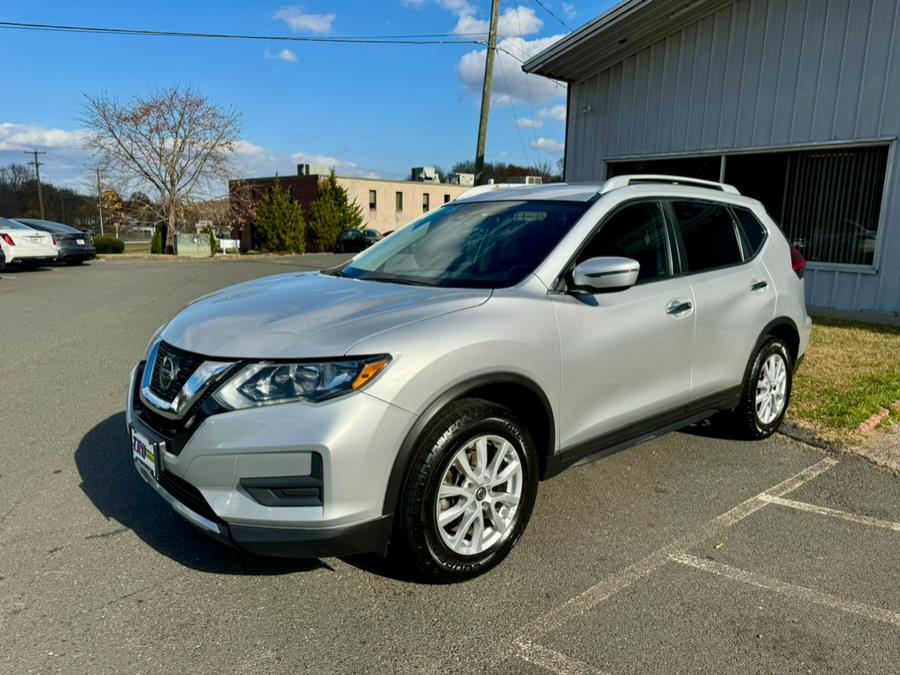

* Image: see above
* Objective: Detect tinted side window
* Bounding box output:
[672,200,743,272]
[578,201,669,282]
[732,207,767,255]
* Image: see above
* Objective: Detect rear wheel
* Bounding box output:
[726,337,793,439]
[397,399,538,583]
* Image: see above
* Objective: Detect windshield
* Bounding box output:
[335,200,588,288]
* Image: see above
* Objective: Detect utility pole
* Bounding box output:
[24,150,47,219]
[474,0,500,186]
[96,168,105,236]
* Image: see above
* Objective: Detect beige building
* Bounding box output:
[229,166,472,249]
[339,176,470,232]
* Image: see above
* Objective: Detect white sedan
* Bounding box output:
[0,217,58,268]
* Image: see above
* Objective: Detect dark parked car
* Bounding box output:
[336,228,383,253]
[14,218,96,265]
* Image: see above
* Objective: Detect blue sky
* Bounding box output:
[0,1,616,193]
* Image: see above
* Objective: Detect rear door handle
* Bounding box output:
[666,300,693,315]
[750,280,768,291]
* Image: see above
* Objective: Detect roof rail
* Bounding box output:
[599,174,740,195]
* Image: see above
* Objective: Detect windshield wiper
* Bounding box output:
[361,274,436,287]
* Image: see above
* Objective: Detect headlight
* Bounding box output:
[213,355,391,409]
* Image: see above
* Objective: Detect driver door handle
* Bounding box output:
[666,299,693,315]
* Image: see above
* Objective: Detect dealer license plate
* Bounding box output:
[131,428,158,478]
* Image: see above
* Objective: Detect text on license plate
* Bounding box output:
[132,429,157,475]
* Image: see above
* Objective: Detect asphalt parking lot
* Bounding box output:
[1,257,899,674]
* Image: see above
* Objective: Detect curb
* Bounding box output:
[858,399,900,433]
[778,420,842,451]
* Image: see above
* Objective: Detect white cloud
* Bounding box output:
[456,34,567,106]
[0,122,395,192]
[400,0,426,7]
[562,2,577,20]
[530,137,565,155]
[452,6,543,37]
[0,122,87,151]
[273,6,336,35]
[264,47,298,62]
[516,117,543,128]
[539,104,567,122]
[231,140,267,157]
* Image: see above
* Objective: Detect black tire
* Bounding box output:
[726,337,793,440]
[66,259,84,266]
[397,398,539,583]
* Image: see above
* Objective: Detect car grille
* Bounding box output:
[148,341,206,402]
[133,361,227,456]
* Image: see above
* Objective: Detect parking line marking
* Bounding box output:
[514,640,609,675]
[436,456,841,675]
[514,456,839,639]
[669,552,900,628]
[759,494,900,533]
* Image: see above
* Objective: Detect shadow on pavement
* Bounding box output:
[75,412,324,575]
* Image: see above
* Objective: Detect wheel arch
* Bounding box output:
[733,316,801,412]
[381,373,555,520]
[760,317,801,363]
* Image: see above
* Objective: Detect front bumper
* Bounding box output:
[126,361,413,557]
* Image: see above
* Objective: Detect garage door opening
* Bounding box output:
[607,143,889,266]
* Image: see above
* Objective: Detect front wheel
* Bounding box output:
[726,337,793,439]
[397,399,539,583]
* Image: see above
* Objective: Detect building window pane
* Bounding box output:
[778,147,886,266]
[369,190,377,210]
[672,200,743,272]
[395,191,403,212]
[423,193,430,212]
[578,201,670,282]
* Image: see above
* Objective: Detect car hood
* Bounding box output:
[160,272,491,359]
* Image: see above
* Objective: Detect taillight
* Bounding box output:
[1,233,14,246]
[790,246,806,278]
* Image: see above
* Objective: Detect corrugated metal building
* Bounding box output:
[525,0,900,319]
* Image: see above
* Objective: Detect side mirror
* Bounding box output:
[570,256,640,293]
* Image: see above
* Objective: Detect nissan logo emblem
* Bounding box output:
[159,355,178,390]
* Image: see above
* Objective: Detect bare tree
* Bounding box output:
[82,86,241,250]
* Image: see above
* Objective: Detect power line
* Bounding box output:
[512,4,543,157]
[496,56,533,169]
[0,21,487,46]
[530,0,574,32]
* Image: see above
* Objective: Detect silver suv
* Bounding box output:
[128,175,811,582]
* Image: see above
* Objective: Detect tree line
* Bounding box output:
[0,163,97,226]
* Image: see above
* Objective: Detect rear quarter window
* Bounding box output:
[671,200,743,272]
[732,207,768,256]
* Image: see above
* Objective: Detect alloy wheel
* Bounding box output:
[434,434,523,556]
[755,353,787,425]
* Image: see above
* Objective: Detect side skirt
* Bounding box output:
[543,387,741,479]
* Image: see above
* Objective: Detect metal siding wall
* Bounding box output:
[567,0,900,315]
